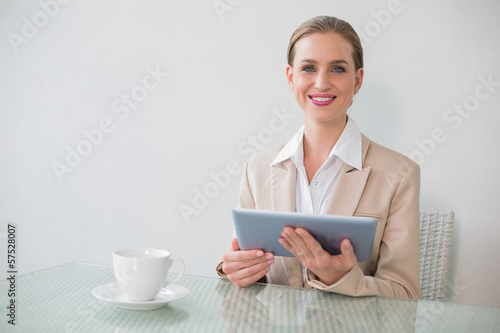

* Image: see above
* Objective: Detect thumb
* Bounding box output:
[231,238,240,251]
[340,238,357,263]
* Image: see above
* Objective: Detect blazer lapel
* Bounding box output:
[324,165,371,216]
[324,134,372,216]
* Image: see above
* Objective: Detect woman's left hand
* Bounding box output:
[279,227,358,285]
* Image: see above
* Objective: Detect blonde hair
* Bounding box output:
[287,16,364,70]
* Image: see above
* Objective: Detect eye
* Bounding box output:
[302,66,315,72]
[332,67,345,73]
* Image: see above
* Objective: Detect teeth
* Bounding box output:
[311,96,334,101]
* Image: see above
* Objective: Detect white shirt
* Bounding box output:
[271,117,363,215]
[271,117,363,283]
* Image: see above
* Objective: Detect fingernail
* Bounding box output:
[265,253,273,260]
[267,259,274,265]
[256,251,264,257]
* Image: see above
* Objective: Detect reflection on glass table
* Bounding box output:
[0,262,498,332]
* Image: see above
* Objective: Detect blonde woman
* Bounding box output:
[218,16,420,299]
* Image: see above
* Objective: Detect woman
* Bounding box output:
[217,16,420,299]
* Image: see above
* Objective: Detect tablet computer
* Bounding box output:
[232,208,377,262]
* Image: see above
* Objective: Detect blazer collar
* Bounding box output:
[323,134,371,216]
[270,134,372,213]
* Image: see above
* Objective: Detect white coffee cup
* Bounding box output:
[113,248,185,302]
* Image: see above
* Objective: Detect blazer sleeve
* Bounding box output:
[306,162,421,299]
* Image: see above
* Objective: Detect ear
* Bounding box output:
[286,65,294,91]
[353,67,364,95]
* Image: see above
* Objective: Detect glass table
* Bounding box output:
[1,262,499,332]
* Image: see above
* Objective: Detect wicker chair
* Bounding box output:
[419,211,455,301]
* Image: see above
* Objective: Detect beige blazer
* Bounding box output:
[223,134,421,299]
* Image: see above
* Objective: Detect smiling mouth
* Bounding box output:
[309,95,336,105]
[311,96,334,102]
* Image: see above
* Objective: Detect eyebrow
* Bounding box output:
[299,59,350,65]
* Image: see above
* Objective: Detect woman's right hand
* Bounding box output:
[222,238,274,287]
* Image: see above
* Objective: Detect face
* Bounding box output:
[286,33,364,126]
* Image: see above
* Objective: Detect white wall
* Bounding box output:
[1,0,499,307]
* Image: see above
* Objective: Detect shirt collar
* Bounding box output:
[270,117,363,171]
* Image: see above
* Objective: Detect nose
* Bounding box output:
[314,71,331,91]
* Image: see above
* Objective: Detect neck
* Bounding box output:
[303,115,347,158]
[302,115,347,183]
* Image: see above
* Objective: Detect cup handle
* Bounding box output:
[164,257,185,286]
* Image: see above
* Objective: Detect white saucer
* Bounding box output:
[92,282,190,310]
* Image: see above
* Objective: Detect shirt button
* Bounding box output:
[312,180,322,188]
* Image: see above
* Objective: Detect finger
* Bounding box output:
[228,260,273,287]
[279,235,307,260]
[295,228,324,257]
[224,257,269,278]
[278,237,293,253]
[340,238,358,265]
[231,238,240,251]
[226,238,274,262]
[222,249,273,276]
[224,251,273,268]
[282,227,313,257]
[222,248,265,262]
[232,266,270,287]
[281,227,302,251]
